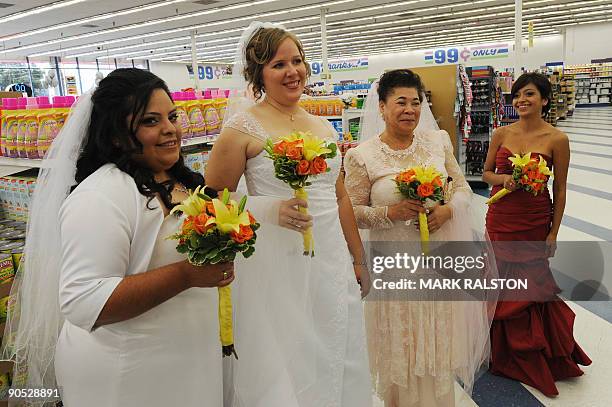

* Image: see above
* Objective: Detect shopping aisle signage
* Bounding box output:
[310,58,369,75]
[186,64,232,80]
[65,75,78,95]
[424,44,509,65]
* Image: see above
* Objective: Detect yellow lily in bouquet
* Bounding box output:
[394,166,445,254]
[264,131,337,256]
[169,187,259,358]
[486,152,552,205]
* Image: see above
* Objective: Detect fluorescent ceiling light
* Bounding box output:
[17,0,605,59]
[0,0,88,24]
[1,0,192,41]
[7,0,354,54]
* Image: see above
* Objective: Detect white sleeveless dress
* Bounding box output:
[223,111,372,407]
[55,214,223,406]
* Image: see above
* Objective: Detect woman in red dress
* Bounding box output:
[483,72,591,397]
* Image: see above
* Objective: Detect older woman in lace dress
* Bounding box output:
[344,69,492,407]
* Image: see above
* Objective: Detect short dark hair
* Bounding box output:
[377,69,425,103]
[511,72,552,117]
[74,68,204,209]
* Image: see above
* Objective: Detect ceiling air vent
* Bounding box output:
[192,0,220,5]
[0,2,15,8]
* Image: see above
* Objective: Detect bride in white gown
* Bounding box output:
[205,23,372,407]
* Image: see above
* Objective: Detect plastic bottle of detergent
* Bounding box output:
[1,98,18,157]
[173,92,191,139]
[185,91,206,139]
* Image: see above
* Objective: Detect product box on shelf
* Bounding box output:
[184,150,210,175]
[0,176,36,221]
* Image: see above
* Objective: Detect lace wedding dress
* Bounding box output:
[223,111,372,407]
[344,130,492,406]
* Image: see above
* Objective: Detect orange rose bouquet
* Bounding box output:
[394,166,445,254]
[264,131,337,256]
[169,187,259,358]
[486,152,552,205]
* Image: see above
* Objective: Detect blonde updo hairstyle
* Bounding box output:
[243,27,311,100]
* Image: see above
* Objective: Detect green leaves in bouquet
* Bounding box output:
[396,180,421,200]
[325,142,338,159]
[272,155,308,189]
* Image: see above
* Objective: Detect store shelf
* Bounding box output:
[323,115,343,120]
[181,136,217,147]
[0,157,42,176]
[0,138,214,176]
[0,157,42,167]
[343,109,364,115]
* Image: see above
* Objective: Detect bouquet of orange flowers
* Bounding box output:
[486,152,552,205]
[394,166,445,254]
[264,131,337,256]
[169,187,259,358]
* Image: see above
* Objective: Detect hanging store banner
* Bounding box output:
[186,64,233,80]
[310,58,369,75]
[65,75,78,95]
[424,43,510,65]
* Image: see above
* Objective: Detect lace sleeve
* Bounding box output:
[222,111,268,141]
[440,131,472,217]
[344,148,394,230]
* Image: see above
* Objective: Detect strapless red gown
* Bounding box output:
[486,146,591,397]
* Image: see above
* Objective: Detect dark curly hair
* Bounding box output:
[73,68,205,209]
[243,27,311,100]
[511,72,552,117]
[377,69,426,103]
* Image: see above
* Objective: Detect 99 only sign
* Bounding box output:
[424,48,471,64]
[424,45,509,65]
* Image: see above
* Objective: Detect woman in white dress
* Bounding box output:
[343,69,495,406]
[2,68,233,406]
[205,23,372,407]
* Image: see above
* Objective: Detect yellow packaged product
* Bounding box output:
[0,252,14,284]
[16,110,27,158]
[186,99,206,138]
[37,108,58,159]
[201,100,221,136]
[214,99,227,122]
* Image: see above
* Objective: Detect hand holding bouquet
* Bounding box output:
[486,152,552,205]
[264,131,337,256]
[169,187,259,358]
[394,166,445,254]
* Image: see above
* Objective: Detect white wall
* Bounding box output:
[565,22,612,64]
[150,22,612,90]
